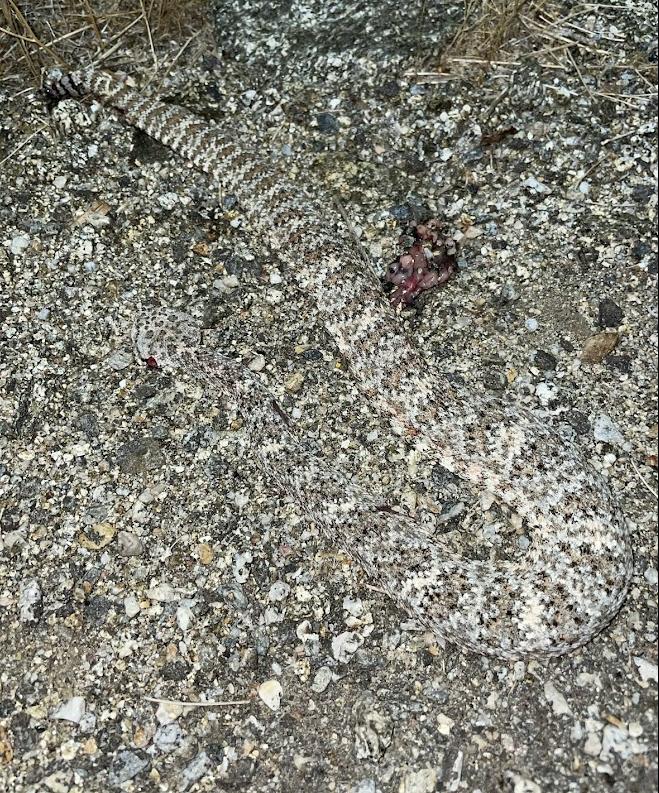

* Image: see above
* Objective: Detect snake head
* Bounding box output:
[131,308,200,369]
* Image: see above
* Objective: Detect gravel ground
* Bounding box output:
[0,2,657,791]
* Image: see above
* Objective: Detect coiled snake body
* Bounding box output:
[45,67,632,659]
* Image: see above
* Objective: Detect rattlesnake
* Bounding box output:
[43,66,633,659]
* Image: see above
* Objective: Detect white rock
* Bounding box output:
[124,595,141,618]
[600,724,647,760]
[342,595,364,617]
[157,192,179,210]
[634,656,658,683]
[234,491,250,508]
[584,732,602,755]
[154,723,182,752]
[544,681,572,716]
[331,631,364,663]
[106,350,134,371]
[437,712,454,736]
[233,550,252,583]
[351,781,376,793]
[155,701,183,724]
[177,604,193,632]
[52,696,86,724]
[258,679,282,711]
[264,607,284,625]
[268,581,290,602]
[311,666,332,693]
[523,176,551,194]
[147,582,179,603]
[10,235,30,255]
[593,414,625,446]
[535,382,557,407]
[249,354,266,372]
[117,531,143,556]
[505,772,541,793]
[399,768,438,793]
[18,579,41,622]
[180,752,211,789]
[628,721,644,738]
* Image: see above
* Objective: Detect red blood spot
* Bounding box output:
[145,356,158,369]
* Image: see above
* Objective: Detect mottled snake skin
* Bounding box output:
[44,67,633,659]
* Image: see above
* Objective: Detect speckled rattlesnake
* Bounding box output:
[44,67,633,659]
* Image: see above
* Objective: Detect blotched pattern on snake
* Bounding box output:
[44,67,633,659]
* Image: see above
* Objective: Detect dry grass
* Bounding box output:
[446,0,542,64]
[407,0,657,108]
[1,0,656,110]
[0,0,204,88]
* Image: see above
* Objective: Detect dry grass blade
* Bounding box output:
[0,123,47,167]
[1,0,46,80]
[81,0,103,45]
[0,0,203,86]
[423,0,658,110]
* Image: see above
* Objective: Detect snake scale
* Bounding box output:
[43,66,633,659]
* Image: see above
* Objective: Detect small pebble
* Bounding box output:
[197,543,214,565]
[233,550,252,583]
[544,681,572,716]
[584,733,602,756]
[108,751,150,786]
[177,603,194,631]
[249,354,266,372]
[52,696,86,724]
[332,631,364,663]
[533,350,557,370]
[311,666,332,693]
[316,112,339,133]
[117,531,144,556]
[634,656,658,683]
[10,235,30,255]
[155,701,183,725]
[598,298,624,329]
[18,579,42,622]
[284,372,305,393]
[153,723,183,752]
[157,192,179,210]
[399,768,438,793]
[258,679,283,711]
[179,752,211,791]
[437,713,454,736]
[581,331,618,363]
[268,581,290,602]
[147,582,179,603]
[124,595,141,618]
[106,350,134,371]
[593,414,625,446]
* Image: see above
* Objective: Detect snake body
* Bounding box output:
[45,67,633,659]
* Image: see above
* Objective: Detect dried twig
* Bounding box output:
[0,124,47,168]
[146,696,250,707]
[629,456,658,500]
[139,0,157,71]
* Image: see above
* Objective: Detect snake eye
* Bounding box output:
[145,356,158,369]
